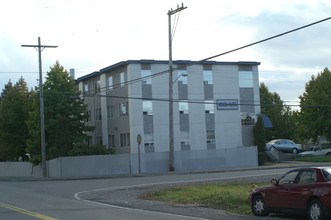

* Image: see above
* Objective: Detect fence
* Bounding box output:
[0,146,258,178]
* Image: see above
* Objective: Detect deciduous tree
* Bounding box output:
[260,83,295,141]
[299,68,331,142]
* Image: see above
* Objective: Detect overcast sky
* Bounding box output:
[1,0,330,108]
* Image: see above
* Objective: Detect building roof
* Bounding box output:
[76,59,261,82]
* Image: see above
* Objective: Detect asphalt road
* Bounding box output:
[0,162,328,220]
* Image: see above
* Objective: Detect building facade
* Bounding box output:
[76,60,261,157]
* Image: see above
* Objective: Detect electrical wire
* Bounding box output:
[91,16,331,94]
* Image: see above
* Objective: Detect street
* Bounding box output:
[0,166,312,220]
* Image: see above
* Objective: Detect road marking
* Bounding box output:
[0,202,58,220]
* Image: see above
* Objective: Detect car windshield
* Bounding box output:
[322,168,331,181]
[269,140,278,144]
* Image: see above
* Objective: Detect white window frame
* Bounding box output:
[143,100,153,115]
[141,70,152,85]
[203,70,213,84]
[120,72,125,87]
[179,101,189,114]
[120,133,130,147]
[120,102,129,117]
[205,100,214,114]
[108,76,113,90]
[239,71,253,88]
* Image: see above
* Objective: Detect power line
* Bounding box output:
[92,16,331,93]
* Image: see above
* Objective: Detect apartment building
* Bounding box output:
[76,60,261,157]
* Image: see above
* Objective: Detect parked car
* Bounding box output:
[266,139,302,154]
[299,146,331,157]
[249,167,331,220]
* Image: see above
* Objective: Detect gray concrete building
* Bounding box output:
[76,60,261,168]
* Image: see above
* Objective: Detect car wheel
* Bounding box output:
[292,148,298,154]
[308,199,325,220]
[251,195,268,216]
[326,152,331,156]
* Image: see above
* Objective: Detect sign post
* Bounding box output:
[137,134,142,173]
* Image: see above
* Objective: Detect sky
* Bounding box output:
[1,0,331,109]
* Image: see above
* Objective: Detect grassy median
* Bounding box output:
[139,182,268,215]
[294,155,331,162]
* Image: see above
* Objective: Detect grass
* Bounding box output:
[139,156,331,216]
[294,155,331,162]
[139,182,268,215]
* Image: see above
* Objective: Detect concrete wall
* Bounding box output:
[0,162,43,177]
[0,147,258,178]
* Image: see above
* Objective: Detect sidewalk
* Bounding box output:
[1,161,331,182]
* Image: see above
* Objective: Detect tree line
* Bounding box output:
[255,68,331,161]
[1,62,331,165]
[0,62,113,165]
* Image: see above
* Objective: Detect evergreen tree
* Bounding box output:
[0,78,33,161]
[26,61,92,164]
[253,115,266,165]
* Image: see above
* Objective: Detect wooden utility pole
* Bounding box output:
[168,3,187,171]
[22,37,58,177]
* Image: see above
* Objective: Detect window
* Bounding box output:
[95,108,102,121]
[83,84,89,95]
[120,102,129,117]
[144,132,154,147]
[179,101,189,114]
[298,170,316,184]
[279,170,300,184]
[177,70,187,84]
[86,110,91,122]
[108,134,115,148]
[205,100,214,114]
[206,130,215,144]
[141,70,152,85]
[94,80,101,93]
[322,169,331,181]
[239,71,253,88]
[241,112,256,125]
[120,72,125,87]
[107,105,114,119]
[120,133,130,147]
[203,70,213,84]
[180,131,190,145]
[143,101,153,115]
[108,76,113,90]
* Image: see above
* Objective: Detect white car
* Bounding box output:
[299,146,331,157]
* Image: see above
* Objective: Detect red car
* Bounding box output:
[249,167,331,220]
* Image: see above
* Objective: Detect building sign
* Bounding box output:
[216,99,238,110]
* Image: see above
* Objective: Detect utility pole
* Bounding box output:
[22,37,58,177]
[168,3,187,172]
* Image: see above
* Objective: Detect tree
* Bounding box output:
[299,68,331,142]
[253,114,266,165]
[260,83,295,141]
[0,78,33,161]
[26,61,92,164]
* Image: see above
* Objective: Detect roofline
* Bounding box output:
[76,59,261,82]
